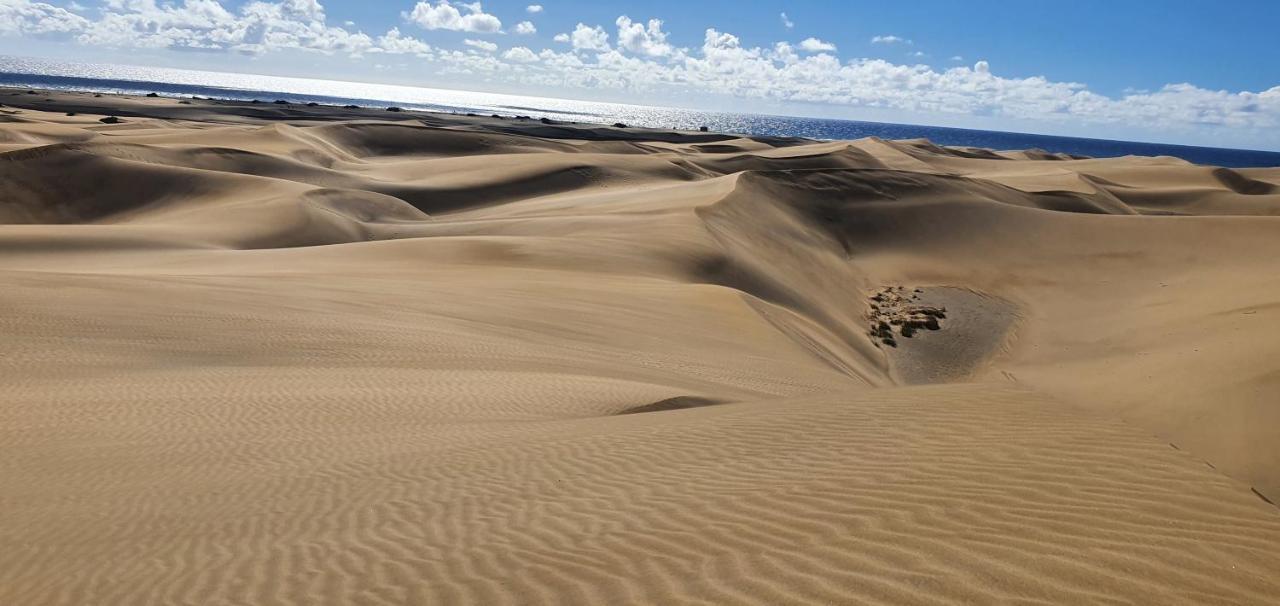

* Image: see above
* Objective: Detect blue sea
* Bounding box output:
[3,55,1279,168]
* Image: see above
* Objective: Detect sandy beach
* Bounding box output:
[2,88,1279,604]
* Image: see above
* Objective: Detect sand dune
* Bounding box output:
[2,89,1279,604]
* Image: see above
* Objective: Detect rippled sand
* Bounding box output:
[2,90,1279,605]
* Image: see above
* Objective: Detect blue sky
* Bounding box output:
[2,0,1278,149]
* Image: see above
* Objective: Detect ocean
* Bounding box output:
[3,54,1279,169]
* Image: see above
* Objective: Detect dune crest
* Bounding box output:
[3,90,1279,605]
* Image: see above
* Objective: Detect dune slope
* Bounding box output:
[2,91,1279,605]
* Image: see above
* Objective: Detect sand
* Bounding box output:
[2,89,1279,605]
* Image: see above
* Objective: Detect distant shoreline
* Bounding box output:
[2,57,1279,166]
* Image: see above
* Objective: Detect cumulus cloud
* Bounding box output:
[0,0,89,35]
[526,4,542,13]
[450,28,1280,139]
[553,32,569,43]
[376,27,432,57]
[951,55,964,61]
[770,41,799,65]
[404,0,500,34]
[502,46,537,62]
[43,0,385,56]
[568,23,608,52]
[779,12,794,29]
[463,38,497,52]
[798,37,836,53]
[2,0,476,58]
[615,16,671,57]
[871,35,911,45]
[514,20,536,35]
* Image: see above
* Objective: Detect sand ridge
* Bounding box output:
[2,89,1279,605]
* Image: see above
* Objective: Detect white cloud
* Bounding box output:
[431,28,1280,141]
[502,46,538,62]
[526,4,542,13]
[569,22,608,52]
[871,35,911,45]
[377,27,432,57]
[615,16,671,57]
[553,32,569,43]
[61,0,379,56]
[779,12,794,29]
[770,41,799,65]
[0,0,89,35]
[464,38,497,52]
[950,55,963,61]
[514,20,536,35]
[798,37,836,53]
[404,0,500,34]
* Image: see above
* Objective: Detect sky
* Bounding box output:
[1,0,1278,149]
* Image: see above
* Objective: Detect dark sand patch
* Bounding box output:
[870,286,1018,384]
[618,396,726,415]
